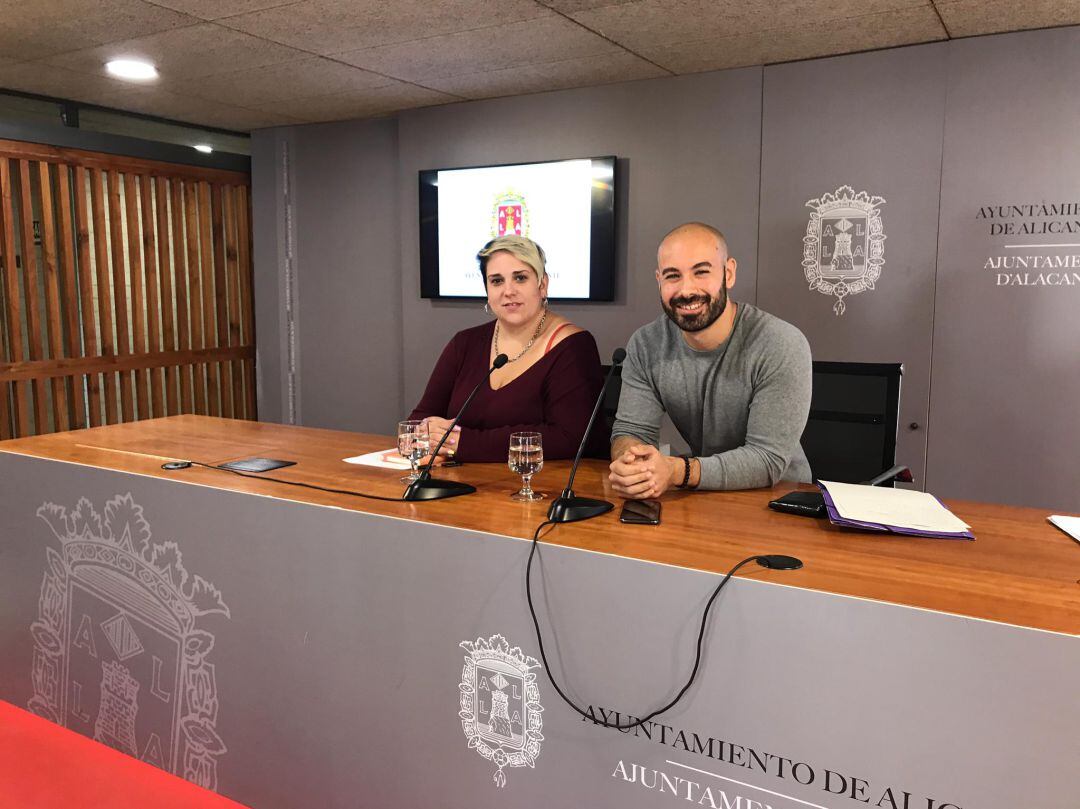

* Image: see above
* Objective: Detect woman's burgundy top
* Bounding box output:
[409,321,606,462]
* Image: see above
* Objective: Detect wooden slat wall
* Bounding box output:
[0,138,255,439]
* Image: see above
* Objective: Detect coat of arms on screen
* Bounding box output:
[804,185,887,315]
[459,634,543,788]
[491,189,530,238]
[27,494,230,791]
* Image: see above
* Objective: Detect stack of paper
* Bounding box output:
[1048,515,1080,544]
[343,449,411,470]
[818,480,974,540]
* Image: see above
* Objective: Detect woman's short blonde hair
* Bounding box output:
[477,236,547,285]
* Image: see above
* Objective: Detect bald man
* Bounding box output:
[609,223,812,498]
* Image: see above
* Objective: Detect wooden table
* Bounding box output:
[1,416,1077,809]
[2,415,1076,634]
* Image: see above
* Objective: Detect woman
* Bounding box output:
[409,235,605,462]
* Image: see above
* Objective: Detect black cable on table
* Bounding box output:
[184,461,407,502]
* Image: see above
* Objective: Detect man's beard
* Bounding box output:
[662,281,728,333]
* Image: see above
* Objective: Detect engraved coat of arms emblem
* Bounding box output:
[459,634,543,787]
[28,494,230,791]
[804,185,887,315]
[491,190,529,238]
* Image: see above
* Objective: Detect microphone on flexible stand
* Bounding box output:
[547,348,626,523]
[403,353,509,501]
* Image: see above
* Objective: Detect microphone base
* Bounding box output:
[547,495,614,523]
[403,477,477,501]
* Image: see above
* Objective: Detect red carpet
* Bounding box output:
[0,700,248,808]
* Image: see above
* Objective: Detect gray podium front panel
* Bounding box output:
[1,453,1076,809]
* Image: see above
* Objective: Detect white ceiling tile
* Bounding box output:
[333,16,621,82]
[162,57,394,107]
[217,0,555,55]
[639,6,946,72]
[422,51,668,100]
[248,81,460,122]
[934,0,1080,37]
[0,0,199,61]
[571,0,932,51]
[41,22,311,80]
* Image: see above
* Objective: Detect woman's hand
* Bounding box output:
[422,417,461,457]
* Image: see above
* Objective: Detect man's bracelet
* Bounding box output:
[677,455,692,488]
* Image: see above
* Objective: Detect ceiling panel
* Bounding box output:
[335,16,623,82]
[639,6,947,73]
[537,0,644,12]
[422,51,668,99]
[218,0,554,55]
[0,61,150,108]
[0,0,198,62]
[248,81,460,122]
[163,57,394,107]
[935,0,1080,37]
[41,22,310,80]
[0,0,1077,131]
[146,0,306,21]
[570,0,931,51]
[108,86,302,129]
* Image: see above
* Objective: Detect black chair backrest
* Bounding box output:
[802,361,903,485]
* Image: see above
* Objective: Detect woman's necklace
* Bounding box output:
[494,310,548,363]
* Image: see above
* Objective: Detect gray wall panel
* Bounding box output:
[251,118,403,433]
[293,117,404,433]
[250,129,287,424]
[758,44,948,483]
[929,27,1080,510]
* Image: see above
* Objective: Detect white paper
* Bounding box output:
[1048,515,1080,543]
[820,480,971,534]
[343,449,411,470]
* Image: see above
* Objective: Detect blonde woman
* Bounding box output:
[410,236,605,462]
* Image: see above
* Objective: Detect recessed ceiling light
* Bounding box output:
[105,59,159,81]
[194,144,213,154]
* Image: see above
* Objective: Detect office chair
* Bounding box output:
[802,361,907,485]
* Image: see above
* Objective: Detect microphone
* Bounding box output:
[403,353,509,501]
[547,348,626,523]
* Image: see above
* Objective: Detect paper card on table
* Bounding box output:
[1048,515,1080,543]
[343,449,411,470]
[819,480,971,534]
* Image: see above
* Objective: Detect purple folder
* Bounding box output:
[818,483,975,540]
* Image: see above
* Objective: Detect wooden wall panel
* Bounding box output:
[0,139,255,438]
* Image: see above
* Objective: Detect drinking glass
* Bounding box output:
[397,420,430,483]
[508,432,544,501]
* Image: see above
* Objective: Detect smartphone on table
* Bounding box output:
[619,499,662,525]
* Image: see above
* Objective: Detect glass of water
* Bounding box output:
[397,420,430,483]
[508,432,544,501]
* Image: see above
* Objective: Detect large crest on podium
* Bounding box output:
[28,494,230,791]
[459,634,544,788]
[804,185,887,315]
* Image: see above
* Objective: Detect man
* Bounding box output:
[609,222,812,499]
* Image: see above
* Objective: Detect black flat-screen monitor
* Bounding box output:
[419,156,616,301]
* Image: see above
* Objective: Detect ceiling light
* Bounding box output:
[194,144,213,154]
[105,59,159,81]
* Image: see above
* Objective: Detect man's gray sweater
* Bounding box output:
[611,303,813,489]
